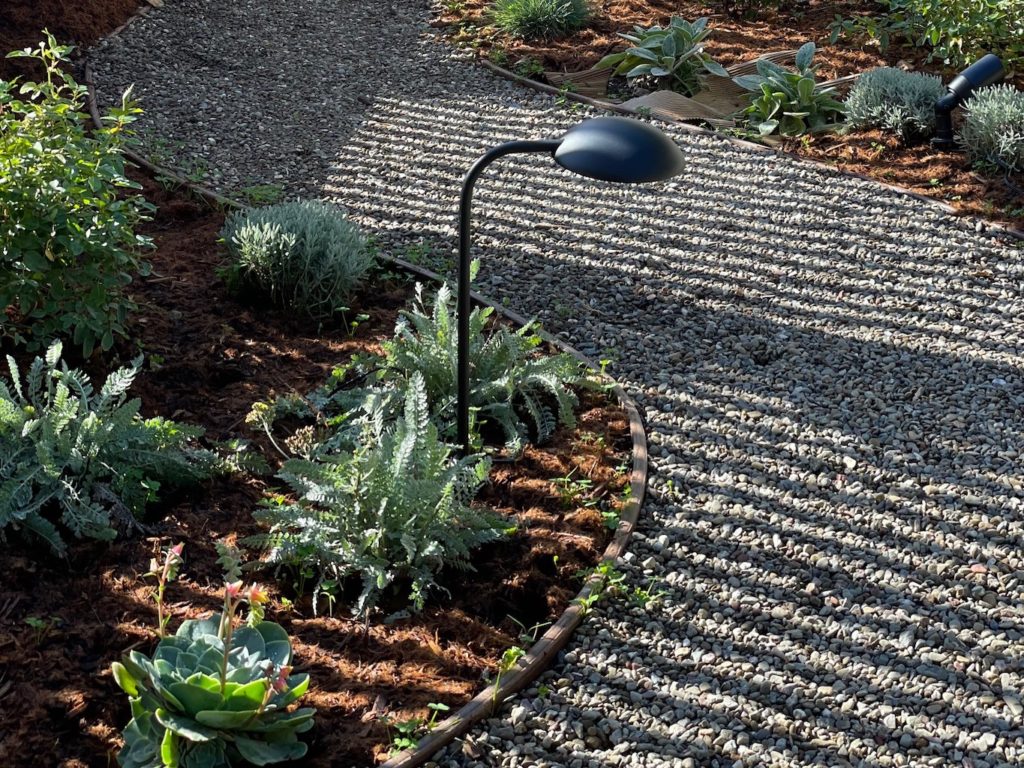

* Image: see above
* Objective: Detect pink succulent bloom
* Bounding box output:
[273,665,292,693]
[225,581,244,599]
[169,543,184,558]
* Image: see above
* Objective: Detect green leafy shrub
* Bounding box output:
[844,67,946,141]
[960,84,1024,172]
[379,281,585,451]
[0,341,214,555]
[113,582,314,767]
[490,0,591,40]
[595,16,729,96]
[734,42,846,137]
[830,0,1024,70]
[253,373,506,615]
[221,201,375,321]
[0,34,152,357]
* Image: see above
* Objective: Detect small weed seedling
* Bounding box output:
[573,561,627,615]
[537,683,551,699]
[385,702,450,755]
[488,47,510,67]
[239,183,285,206]
[336,307,371,337]
[514,57,544,78]
[509,616,551,646]
[24,615,60,646]
[634,105,653,119]
[629,578,668,608]
[492,646,526,706]
[387,716,422,753]
[551,467,595,509]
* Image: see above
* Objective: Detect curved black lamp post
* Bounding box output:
[456,116,686,452]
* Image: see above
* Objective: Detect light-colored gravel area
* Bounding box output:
[92,1,1024,766]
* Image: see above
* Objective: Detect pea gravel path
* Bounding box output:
[92,1,1024,766]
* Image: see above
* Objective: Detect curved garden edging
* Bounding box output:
[478,58,1024,244]
[85,63,650,768]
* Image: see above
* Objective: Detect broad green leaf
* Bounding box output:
[155,709,217,742]
[234,737,307,766]
[795,42,816,71]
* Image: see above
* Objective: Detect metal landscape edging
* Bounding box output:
[479,58,1024,244]
[86,63,650,768]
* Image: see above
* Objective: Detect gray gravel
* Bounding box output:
[92,1,1024,766]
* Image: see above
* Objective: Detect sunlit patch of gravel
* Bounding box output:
[92,1,1024,766]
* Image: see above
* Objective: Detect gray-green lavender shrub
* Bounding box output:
[959,84,1024,172]
[221,201,375,320]
[845,67,946,141]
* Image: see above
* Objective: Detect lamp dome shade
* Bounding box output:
[553,116,685,184]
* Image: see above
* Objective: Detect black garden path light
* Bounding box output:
[456,116,686,453]
[932,53,1005,150]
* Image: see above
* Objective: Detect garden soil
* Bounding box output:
[443,0,1023,228]
[0,171,630,766]
[0,0,141,80]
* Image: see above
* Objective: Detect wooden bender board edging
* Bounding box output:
[85,64,651,768]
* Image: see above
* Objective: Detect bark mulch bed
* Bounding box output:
[440,0,1024,230]
[0,173,632,767]
[0,0,142,81]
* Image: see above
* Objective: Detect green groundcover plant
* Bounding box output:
[0,341,215,555]
[0,33,152,357]
[490,0,591,40]
[830,0,1024,70]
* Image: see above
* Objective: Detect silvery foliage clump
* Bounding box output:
[844,67,946,140]
[253,373,506,616]
[734,42,846,136]
[113,615,314,767]
[379,280,585,453]
[221,201,375,320]
[0,341,214,555]
[595,16,729,97]
[959,84,1024,172]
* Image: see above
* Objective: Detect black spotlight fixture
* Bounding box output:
[455,116,685,453]
[932,53,1005,150]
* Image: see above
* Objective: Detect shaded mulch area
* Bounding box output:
[441,0,1024,229]
[0,0,142,80]
[0,173,632,767]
